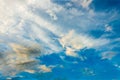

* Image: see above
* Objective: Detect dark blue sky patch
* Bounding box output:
[112,53,120,65]
[51,0,71,5]
[39,54,63,65]
[90,0,120,12]
[89,30,105,38]
[110,20,120,34]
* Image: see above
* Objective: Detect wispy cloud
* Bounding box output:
[59,30,109,57]
[0,0,118,77]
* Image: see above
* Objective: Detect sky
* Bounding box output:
[0,0,120,80]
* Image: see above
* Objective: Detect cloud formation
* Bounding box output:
[59,30,109,57]
[0,0,119,77]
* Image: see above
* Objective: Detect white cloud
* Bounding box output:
[24,70,35,74]
[38,65,52,73]
[65,47,78,57]
[105,24,113,32]
[59,30,109,57]
[81,0,92,9]
[0,0,63,76]
[0,37,42,76]
[71,0,92,9]
[59,30,109,49]
[101,51,117,60]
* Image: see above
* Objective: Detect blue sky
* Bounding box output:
[0,0,120,80]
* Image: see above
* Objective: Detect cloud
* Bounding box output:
[38,65,52,73]
[0,36,56,76]
[65,47,78,57]
[101,51,117,60]
[0,0,64,76]
[105,24,113,32]
[81,0,92,9]
[59,30,109,57]
[71,0,92,9]
[0,36,42,76]
[24,70,35,74]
